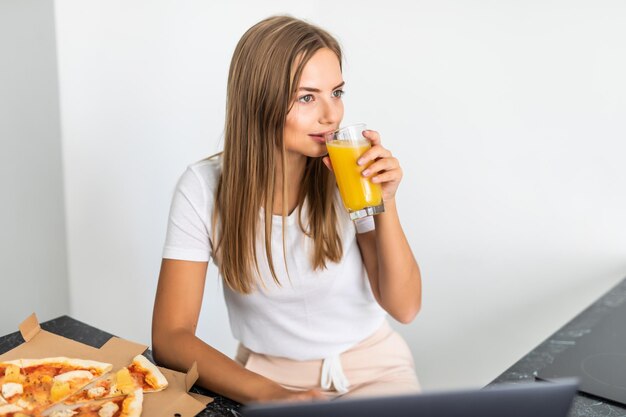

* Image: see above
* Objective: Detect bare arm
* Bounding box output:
[151,259,324,403]
[356,199,422,323]
[324,129,421,323]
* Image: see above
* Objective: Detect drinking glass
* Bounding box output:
[325,124,384,220]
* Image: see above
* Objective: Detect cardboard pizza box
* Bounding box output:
[0,313,213,417]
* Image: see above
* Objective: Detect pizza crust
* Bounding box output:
[122,388,143,417]
[19,357,112,374]
[0,360,23,368]
[130,355,168,391]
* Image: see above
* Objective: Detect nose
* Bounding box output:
[319,97,343,126]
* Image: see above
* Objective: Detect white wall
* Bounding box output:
[51,0,626,391]
[0,0,69,334]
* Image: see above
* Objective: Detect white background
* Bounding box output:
[2,0,626,391]
[1,0,69,332]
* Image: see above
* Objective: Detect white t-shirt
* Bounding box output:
[162,156,385,361]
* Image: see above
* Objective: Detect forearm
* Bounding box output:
[359,199,422,323]
[152,328,283,403]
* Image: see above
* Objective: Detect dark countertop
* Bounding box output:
[2,276,625,416]
[490,276,626,416]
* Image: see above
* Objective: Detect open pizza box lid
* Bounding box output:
[0,313,213,417]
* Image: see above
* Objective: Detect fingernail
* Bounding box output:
[362,169,370,176]
[357,158,364,166]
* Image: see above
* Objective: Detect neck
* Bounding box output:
[273,150,307,216]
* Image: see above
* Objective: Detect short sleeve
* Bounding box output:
[162,166,214,262]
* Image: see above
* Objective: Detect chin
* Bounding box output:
[309,143,328,158]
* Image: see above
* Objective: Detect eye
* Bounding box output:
[332,89,345,98]
[298,94,314,103]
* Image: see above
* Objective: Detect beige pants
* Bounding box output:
[235,320,421,399]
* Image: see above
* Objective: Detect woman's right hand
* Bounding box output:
[256,384,327,403]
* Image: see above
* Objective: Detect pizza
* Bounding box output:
[0,355,167,417]
[49,388,143,417]
[62,355,168,406]
[0,358,112,413]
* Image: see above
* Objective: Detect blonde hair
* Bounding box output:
[213,16,343,294]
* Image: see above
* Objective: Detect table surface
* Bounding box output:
[490,276,626,416]
[2,276,625,417]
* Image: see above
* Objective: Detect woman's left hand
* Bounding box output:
[322,129,403,202]
[357,130,402,202]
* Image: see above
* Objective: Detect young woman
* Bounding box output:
[152,15,422,403]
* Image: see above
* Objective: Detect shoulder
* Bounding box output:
[184,154,222,188]
[175,154,222,200]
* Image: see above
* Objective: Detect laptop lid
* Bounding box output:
[241,379,578,417]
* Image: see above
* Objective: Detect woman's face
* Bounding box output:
[283,48,344,159]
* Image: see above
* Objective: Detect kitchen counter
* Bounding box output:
[2,275,625,416]
[491,276,626,416]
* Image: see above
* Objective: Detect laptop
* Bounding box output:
[241,379,578,417]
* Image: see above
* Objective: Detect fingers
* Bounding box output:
[368,167,403,184]
[362,157,402,183]
[283,389,327,403]
[362,129,381,145]
[361,156,399,176]
[357,146,391,166]
[357,131,389,167]
[300,389,327,400]
[354,131,403,185]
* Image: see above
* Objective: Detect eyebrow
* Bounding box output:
[298,81,345,93]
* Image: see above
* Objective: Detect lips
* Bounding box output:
[308,133,326,144]
[309,130,334,143]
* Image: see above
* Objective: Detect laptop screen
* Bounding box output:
[241,379,578,417]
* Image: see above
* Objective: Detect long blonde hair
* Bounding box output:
[213,16,343,294]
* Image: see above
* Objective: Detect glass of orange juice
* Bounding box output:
[325,124,384,220]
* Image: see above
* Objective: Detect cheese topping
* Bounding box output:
[1,382,23,399]
[98,401,119,417]
[0,404,23,413]
[16,398,31,409]
[51,409,78,417]
[88,386,107,398]
[53,370,94,383]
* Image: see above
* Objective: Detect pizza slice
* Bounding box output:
[48,388,142,417]
[126,356,168,393]
[1,358,112,413]
[63,355,167,405]
[62,367,135,405]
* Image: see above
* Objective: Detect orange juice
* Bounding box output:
[326,141,383,212]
